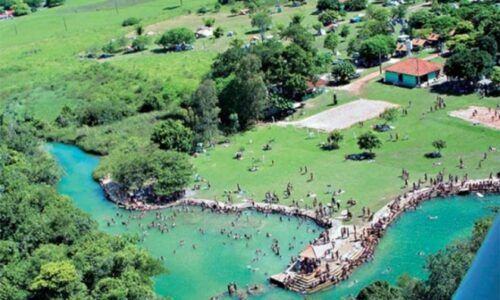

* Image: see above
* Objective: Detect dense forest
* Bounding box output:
[0,107,164,299]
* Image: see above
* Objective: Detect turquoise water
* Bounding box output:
[47,143,499,300]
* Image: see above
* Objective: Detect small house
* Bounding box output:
[384,58,443,87]
[395,39,413,57]
[426,33,440,47]
[411,38,426,50]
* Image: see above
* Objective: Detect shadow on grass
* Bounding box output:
[345,152,376,161]
[163,5,180,10]
[430,81,475,96]
[424,152,442,159]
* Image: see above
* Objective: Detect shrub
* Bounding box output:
[46,0,64,7]
[122,17,140,27]
[214,26,224,38]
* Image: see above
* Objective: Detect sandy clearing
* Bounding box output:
[449,106,500,130]
[281,99,398,131]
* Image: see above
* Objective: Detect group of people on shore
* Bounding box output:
[281,177,500,293]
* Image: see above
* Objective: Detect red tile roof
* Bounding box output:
[426,33,440,41]
[385,58,443,77]
[396,43,407,52]
[412,38,426,47]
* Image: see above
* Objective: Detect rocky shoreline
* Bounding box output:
[271,177,500,294]
[99,176,500,294]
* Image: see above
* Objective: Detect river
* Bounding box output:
[47,143,499,300]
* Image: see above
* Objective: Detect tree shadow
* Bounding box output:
[244,29,261,35]
[163,5,180,10]
[150,48,169,54]
[430,81,475,96]
[345,152,376,161]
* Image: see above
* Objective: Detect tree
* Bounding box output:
[380,107,398,124]
[232,55,269,129]
[122,17,140,27]
[323,130,344,150]
[324,32,340,54]
[340,25,350,38]
[156,27,195,49]
[0,0,15,9]
[427,15,458,38]
[313,23,323,36]
[46,0,64,7]
[55,105,75,127]
[357,131,382,153]
[366,4,390,22]
[131,35,149,52]
[30,261,87,300]
[12,0,30,16]
[281,19,315,52]
[356,281,403,300]
[112,147,192,197]
[317,0,341,11]
[408,10,433,29]
[91,278,128,300]
[476,34,498,58]
[251,11,272,40]
[491,66,500,85]
[150,150,192,197]
[331,61,356,83]
[203,17,215,27]
[151,120,193,152]
[318,10,339,25]
[358,35,395,66]
[190,80,220,146]
[24,0,42,8]
[213,26,224,38]
[345,0,367,11]
[444,48,494,83]
[391,4,407,19]
[432,139,446,154]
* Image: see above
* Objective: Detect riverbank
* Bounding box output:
[271,177,499,294]
[47,142,500,299]
[99,170,500,294]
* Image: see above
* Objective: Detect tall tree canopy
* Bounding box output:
[156,27,195,49]
[0,110,164,300]
[444,48,494,82]
[151,119,193,152]
[189,79,220,147]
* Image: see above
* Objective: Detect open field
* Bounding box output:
[283,99,398,131]
[193,81,500,223]
[1,0,498,223]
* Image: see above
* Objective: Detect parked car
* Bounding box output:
[350,16,363,23]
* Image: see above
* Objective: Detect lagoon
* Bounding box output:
[47,143,499,299]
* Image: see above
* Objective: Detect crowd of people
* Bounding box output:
[280,176,500,293]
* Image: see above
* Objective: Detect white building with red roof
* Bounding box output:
[384,58,443,87]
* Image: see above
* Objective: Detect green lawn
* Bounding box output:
[193,82,500,223]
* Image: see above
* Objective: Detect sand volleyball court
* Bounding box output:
[449,106,500,130]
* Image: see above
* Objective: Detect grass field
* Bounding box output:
[1,0,498,224]
[192,80,500,222]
